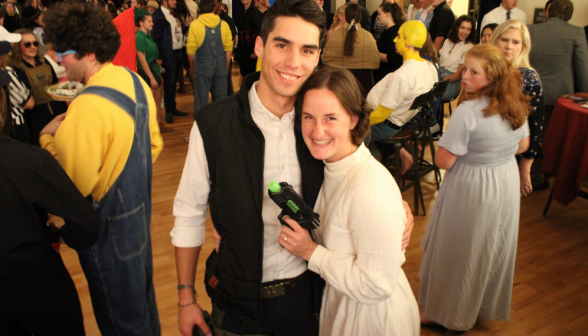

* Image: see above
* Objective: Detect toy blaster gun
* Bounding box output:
[268,181,320,231]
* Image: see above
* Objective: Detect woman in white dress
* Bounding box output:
[418,44,531,332]
[279,66,420,336]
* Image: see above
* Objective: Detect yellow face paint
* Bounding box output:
[394,29,424,63]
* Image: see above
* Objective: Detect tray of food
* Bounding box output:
[46,81,84,101]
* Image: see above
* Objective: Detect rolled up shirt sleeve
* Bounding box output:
[171,122,211,247]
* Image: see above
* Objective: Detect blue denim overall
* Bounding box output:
[76,68,160,336]
[193,20,228,116]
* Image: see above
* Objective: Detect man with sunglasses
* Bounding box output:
[39,3,163,335]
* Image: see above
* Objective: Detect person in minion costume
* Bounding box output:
[365,20,439,174]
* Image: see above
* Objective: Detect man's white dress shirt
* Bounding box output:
[172,82,307,283]
[480,5,526,37]
[162,6,184,50]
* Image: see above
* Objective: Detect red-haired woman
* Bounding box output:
[418,44,531,333]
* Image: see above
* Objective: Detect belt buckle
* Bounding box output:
[261,283,286,299]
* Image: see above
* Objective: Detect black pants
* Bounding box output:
[0,251,85,336]
[238,53,257,78]
[162,49,184,114]
[530,104,555,187]
[220,274,318,336]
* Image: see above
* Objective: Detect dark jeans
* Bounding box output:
[162,49,184,113]
[0,252,85,336]
[220,273,319,336]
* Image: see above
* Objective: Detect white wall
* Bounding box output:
[518,0,588,28]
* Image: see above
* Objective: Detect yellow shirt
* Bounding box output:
[186,13,233,55]
[40,63,163,201]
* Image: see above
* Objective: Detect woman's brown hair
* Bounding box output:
[380,2,405,26]
[343,4,361,57]
[419,32,438,63]
[296,66,370,146]
[458,44,530,130]
[12,29,44,68]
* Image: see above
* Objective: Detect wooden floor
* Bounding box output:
[59,67,588,336]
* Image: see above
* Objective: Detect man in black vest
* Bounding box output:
[172,0,414,335]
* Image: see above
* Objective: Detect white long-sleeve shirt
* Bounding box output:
[172,82,307,282]
[308,144,419,336]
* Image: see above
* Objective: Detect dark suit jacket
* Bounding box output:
[528,18,588,106]
[151,8,173,70]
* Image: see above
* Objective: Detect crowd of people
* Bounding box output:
[0,0,586,335]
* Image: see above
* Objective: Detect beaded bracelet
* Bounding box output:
[178,299,197,308]
[177,284,197,297]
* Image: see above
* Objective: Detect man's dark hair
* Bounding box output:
[199,0,217,14]
[43,2,120,63]
[447,15,476,44]
[259,0,326,48]
[544,0,554,12]
[548,0,573,22]
[221,3,228,13]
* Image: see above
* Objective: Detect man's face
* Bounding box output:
[54,52,87,82]
[502,0,517,10]
[394,29,408,55]
[419,0,431,7]
[430,0,443,7]
[131,0,138,7]
[164,0,176,9]
[255,16,321,104]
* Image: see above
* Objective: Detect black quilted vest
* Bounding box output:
[195,72,325,330]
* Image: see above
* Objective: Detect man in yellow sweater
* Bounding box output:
[38,3,163,335]
[186,0,233,115]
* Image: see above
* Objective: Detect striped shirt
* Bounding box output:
[6,66,30,126]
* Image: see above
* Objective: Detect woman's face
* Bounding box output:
[462,56,491,93]
[20,34,38,59]
[6,3,15,16]
[496,28,523,64]
[481,27,494,44]
[141,16,154,31]
[31,0,38,8]
[377,7,391,25]
[301,88,359,163]
[457,21,472,42]
[35,13,44,26]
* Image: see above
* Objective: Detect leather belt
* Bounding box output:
[260,271,309,299]
[384,119,402,130]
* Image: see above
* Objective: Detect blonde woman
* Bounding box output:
[326,5,346,41]
[492,20,545,195]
